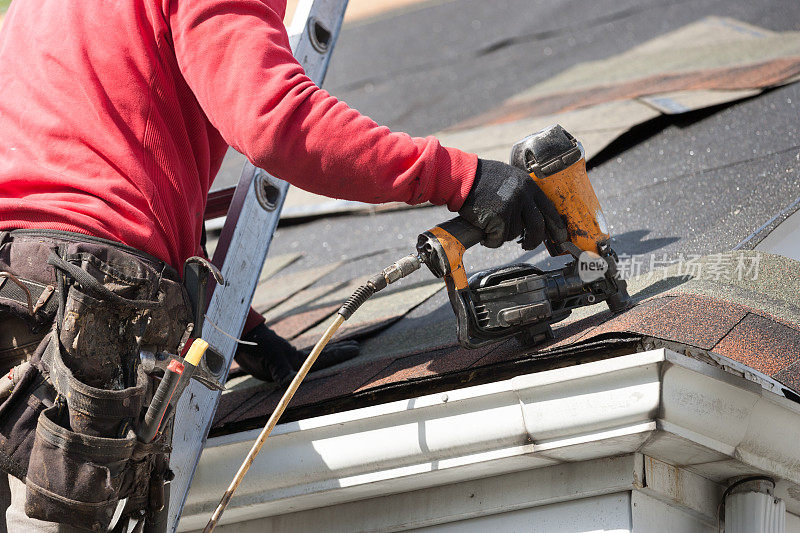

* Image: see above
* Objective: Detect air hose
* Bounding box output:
[338,254,422,318]
[204,253,422,532]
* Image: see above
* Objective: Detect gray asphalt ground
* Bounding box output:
[221,0,800,347]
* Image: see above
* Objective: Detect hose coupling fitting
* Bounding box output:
[382,254,421,284]
[339,254,422,320]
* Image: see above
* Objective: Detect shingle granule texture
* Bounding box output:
[714,313,800,376]
[213,251,800,432]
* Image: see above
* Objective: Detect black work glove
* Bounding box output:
[234,322,360,385]
[458,159,568,250]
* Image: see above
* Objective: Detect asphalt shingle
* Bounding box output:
[714,313,800,376]
[211,251,800,435]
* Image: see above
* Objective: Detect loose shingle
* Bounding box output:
[457,58,800,128]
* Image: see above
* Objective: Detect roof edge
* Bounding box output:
[179,348,800,531]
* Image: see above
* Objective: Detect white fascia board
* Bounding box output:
[179,349,800,531]
[209,456,643,533]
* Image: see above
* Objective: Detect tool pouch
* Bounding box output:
[25,402,138,531]
[59,285,143,394]
[20,324,156,531]
[0,337,54,481]
[0,238,189,530]
[46,329,147,441]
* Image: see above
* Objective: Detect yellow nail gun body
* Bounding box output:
[417,125,630,348]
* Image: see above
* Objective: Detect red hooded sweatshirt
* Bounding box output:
[0,0,477,271]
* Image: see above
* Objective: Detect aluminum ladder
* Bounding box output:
[166,1,350,529]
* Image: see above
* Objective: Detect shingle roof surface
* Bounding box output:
[213,251,800,435]
[209,0,800,434]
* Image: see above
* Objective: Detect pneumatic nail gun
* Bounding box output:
[417,124,630,348]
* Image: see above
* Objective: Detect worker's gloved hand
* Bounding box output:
[234,322,360,385]
[458,159,568,250]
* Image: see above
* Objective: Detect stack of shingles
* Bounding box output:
[212,251,800,434]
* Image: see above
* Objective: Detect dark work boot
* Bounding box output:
[234,323,359,384]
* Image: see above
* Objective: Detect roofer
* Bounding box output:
[0,1,565,531]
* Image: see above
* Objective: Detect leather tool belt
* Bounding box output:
[0,229,193,532]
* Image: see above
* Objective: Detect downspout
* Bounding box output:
[723,476,785,533]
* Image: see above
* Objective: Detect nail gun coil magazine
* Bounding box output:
[451,258,621,348]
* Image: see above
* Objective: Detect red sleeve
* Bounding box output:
[243,307,266,335]
[167,0,477,210]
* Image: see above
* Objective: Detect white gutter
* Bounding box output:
[178,349,800,531]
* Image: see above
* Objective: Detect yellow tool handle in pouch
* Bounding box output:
[185,338,209,367]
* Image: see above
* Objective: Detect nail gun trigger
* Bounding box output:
[557,241,584,259]
[467,263,544,289]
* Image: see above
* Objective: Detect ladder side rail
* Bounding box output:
[167,1,349,529]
